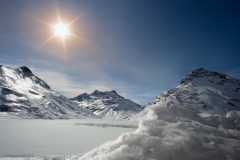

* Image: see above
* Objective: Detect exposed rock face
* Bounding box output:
[180,67,237,85]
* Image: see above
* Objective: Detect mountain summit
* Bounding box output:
[70,90,143,119]
[180,67,238,85]
[135,68,240,120]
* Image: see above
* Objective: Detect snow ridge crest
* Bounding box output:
[70,90,143,119]
[180,67,237,85]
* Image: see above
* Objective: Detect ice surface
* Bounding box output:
[0,119,137,159]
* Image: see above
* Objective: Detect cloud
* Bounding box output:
[33,69,156,105]
[33,70,113,98]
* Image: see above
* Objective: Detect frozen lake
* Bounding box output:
[0,119,138,158]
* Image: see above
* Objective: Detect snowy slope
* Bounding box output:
[70,90,143,119]
[0,65,93,119]
[133,67,240,120]
[78,68,240,160]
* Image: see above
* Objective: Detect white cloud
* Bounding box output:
[33,70,155,104]
[33,70,113,98]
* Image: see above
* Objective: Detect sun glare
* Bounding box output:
[54,22,69,38]
[39,9,86,55]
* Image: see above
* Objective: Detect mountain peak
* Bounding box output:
[17,66,33,76]
[180,68,231,85]
[93,90,103,95]
[70,90,142,119]
[110,90,117,93]
[92,90,118,96]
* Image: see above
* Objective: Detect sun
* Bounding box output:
[39,10,86,53]
[53,22,69,38]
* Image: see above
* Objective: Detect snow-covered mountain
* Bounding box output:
[0,65,93,119]
[133,67,240,120]
[70,90,143,119]
[78,68,240,160]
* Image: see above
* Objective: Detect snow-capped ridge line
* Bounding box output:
[70,90,143,119]
[181,67,239,85]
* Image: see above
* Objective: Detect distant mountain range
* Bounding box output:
[0,65,142,119]
[1,65,240,124]
[70,90,143,119]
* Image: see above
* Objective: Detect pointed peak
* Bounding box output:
[110,90,117,93]
[70,92,90,101]
[195,67,205,71]
[18,66,33,75]
[19,66,32,72]
[77,92,89,97]
[181,68,229,85]
[93,90,100,94]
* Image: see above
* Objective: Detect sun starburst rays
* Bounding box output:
[38,11,86,57]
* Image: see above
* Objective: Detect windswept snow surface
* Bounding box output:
[0,65,93,119]
[78,68,240,160]
[70,90,143,119]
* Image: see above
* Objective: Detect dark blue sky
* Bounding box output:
[0,0,240,104]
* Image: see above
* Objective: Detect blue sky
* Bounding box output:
[0,0,240,105]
